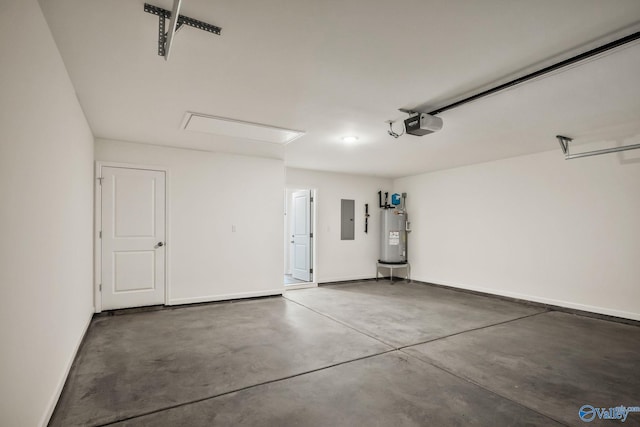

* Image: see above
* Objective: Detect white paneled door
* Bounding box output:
[291,190,312,282]
[100,166,166,310]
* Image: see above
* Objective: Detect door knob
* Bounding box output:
[157,242,164,247]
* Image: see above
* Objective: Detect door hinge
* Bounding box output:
[99,284,102,292]
[310,232,313,238]
[310,197,314,202]
[99,230,102,239]
[310,268,313,274]
[97,177,103,185]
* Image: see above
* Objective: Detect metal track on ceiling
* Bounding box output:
[144,3,221,58]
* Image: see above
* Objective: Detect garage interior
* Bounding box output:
[1,1,639,426]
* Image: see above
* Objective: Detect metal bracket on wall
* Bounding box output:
[364,203,370,233]
[144,3,221,58]
[556,135,640,160]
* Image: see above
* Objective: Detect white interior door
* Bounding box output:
[101,166,166,310]
[291,190,312,282]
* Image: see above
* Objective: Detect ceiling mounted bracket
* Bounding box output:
[557,135,572,156]
[144,3,221,60]
[556,135,640,160]
[398,108,420,116]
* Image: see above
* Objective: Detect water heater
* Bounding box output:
[379,208,408,264]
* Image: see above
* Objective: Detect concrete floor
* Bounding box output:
[50,281,640,427]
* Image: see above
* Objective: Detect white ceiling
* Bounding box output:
[39,0,640,178]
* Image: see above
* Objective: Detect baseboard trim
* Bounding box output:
[168,289,284,306]
[319,277,377,286]
[41,310,94,427]
[414,279,640,325]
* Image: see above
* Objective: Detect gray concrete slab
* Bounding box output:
[49,297,391,427]
[404,311,640,427]
[285,281,546,347]
[114,351,563,427]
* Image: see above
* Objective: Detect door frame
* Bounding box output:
[284,187,318,290]
[94,161,171,313]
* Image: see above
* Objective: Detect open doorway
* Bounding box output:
[284,188,316,289]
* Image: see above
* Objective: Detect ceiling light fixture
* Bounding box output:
[341,136,359,143]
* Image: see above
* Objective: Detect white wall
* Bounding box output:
[395,150,640,320]
[286,168,393,282]
[95,139,284,304]
[0,1,95,425]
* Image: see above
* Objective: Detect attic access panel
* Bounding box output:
[182,112,305,145]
